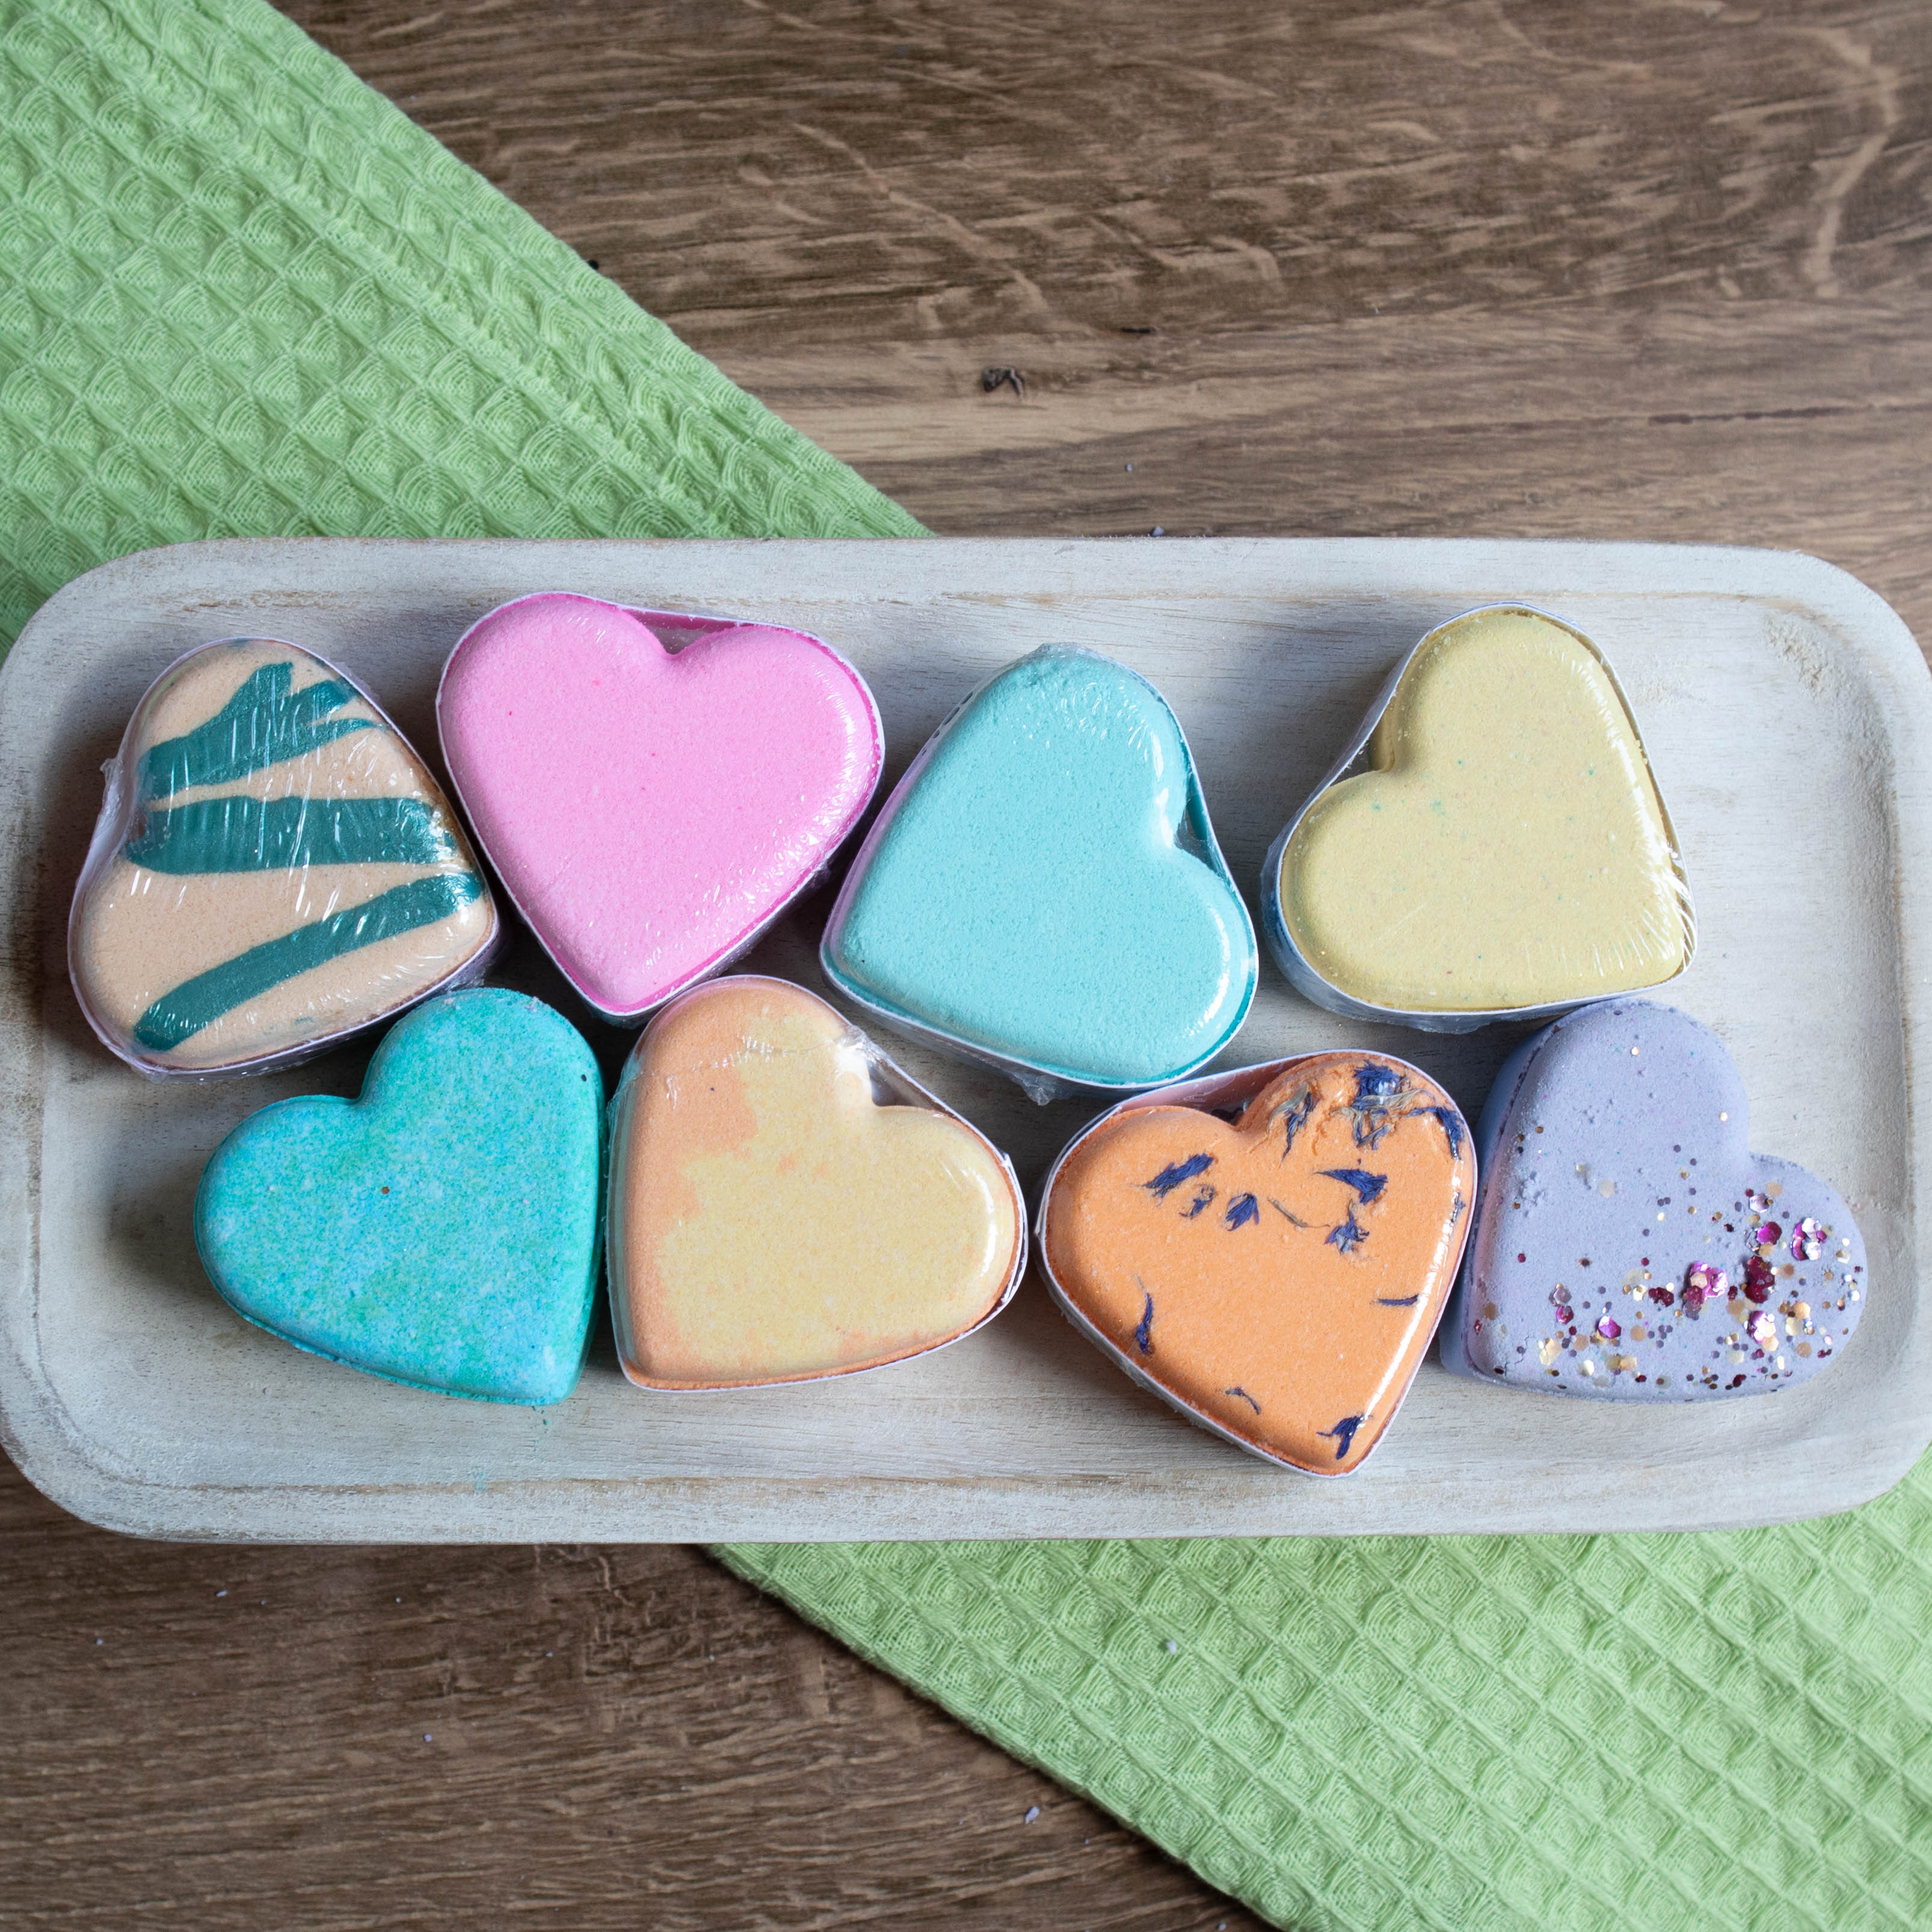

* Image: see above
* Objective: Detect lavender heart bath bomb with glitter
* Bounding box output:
[1442,1000,1866,1399]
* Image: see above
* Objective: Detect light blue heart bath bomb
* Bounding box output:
[823,647,1257,1086]
[196,989,603,1404]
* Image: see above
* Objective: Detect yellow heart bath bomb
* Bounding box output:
[1279,607,1690,1013]
[608,977,1024,1389]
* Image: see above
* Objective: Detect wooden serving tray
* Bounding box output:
[3,537,1927,1543]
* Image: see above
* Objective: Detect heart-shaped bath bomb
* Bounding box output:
[608,976,1024,1388]
[438,594,881,1021]
[1042,1053,1473,1473]
[195,989,604,1404]
[1273,606,1692,1017]
[1444,1000,1867,1398]
[821,647,1257,1089]
[70,639,496,1074]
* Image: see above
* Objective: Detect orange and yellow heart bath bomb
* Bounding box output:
[1044,1054,1473,1474]
[609,977,1024,1389]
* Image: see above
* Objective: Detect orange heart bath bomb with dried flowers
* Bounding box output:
[1043,1054,1474,1474]
[608,976,1024,1389]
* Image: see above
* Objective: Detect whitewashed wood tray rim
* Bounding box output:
[2,535,1928,1542]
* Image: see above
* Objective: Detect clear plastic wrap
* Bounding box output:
[1038,1051,1474,1477]
[606,976,1026,1389]
[820,644,1258,1103]
[68,638,499,1078]
[437,592,883,1025]
[1263,605,1696,1032]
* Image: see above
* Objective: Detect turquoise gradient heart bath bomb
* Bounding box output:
[822,647,1257,1088]
[195,989,603,1404]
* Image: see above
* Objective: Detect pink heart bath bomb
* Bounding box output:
[438,594,882,1019]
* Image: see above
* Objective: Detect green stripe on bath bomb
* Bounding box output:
[125,795,454,874]
[140,662,374,798]
[132,873,482,1052]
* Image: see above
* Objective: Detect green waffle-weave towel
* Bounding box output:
[5,4,1931,1927]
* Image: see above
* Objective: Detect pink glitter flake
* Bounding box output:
[1743,1254,1775,1303]
[1755,1222,1782,1248]
[1682,1261,1726,1317]
[1595,1315,1621,1341]
[1792,1218,1826,1261]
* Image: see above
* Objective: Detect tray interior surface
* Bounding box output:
[2,537,1925,1541]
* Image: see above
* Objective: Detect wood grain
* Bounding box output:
[7,0,1930,1925]
[283,0,1932,636]
[0,1460,1251,1931]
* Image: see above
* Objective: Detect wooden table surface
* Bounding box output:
[5,2,1928,1925]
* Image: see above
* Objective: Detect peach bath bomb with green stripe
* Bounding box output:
[69,639,499,1076]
